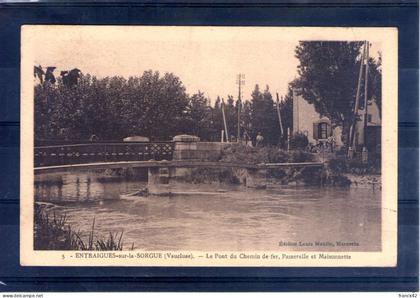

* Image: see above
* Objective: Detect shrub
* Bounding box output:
[288,150,315,163]
[328,156,380,175]
[328,157,348,173]
[219,144,316,182]
[220,144,293,165]
[324,172,352,187]
[290,132,309,150]
[300,167,323,185]
[184,168,240,185]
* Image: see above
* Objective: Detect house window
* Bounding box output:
[318,123,328,139]
[367,114,372,123]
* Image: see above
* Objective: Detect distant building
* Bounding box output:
[354,96,381,152]
[292,89,381,151]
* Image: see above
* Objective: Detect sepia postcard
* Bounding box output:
[20,26,397,266]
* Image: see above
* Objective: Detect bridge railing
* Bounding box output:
[34,142,174,167]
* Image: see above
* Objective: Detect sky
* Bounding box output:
[30,26,381,104]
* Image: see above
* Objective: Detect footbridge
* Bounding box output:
[34,139,324,194]
[34,159,324,174]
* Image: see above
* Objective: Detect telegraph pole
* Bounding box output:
[236,73,245,142]
[363,41,370,145]
[221,98,230,143]
[348,41,367,152]
[276,93,284,138]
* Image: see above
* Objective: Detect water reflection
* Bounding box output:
[34,171,381,251]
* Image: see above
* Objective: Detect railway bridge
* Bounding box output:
[34,138,324,194]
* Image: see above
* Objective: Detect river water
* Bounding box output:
[34,171,381,251]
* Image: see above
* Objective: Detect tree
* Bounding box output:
[225,95,236,141]
[241,100,252,140]
[250,84,279,145]
[120,70,190,140]
[292,41,382,144]
[279,86,294,137]
[61,68,82,87]
[34,68,191,142]
[211,96,224,141]
[33,65,57,85]
[368,54,382,115]
[293,42,363,126]
[184,91,212,139]
[34,65,45,84]
[45,67,57,84]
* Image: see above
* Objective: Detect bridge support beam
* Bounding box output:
[147,167,176,195]
[232,168,268,189]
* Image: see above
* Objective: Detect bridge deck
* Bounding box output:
[34,160,324,174]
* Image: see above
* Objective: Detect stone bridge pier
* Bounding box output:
[145,134,323,194]
[147,166,176,195]
[146,134,273,194]
[147,134,201,195]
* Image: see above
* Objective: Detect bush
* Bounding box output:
[328,156,380,175]
[300,167,323,185]
[290,132,309,150]
[219,145,316,181]
[324,172,352,187]
[220,144,293,165]
[183,168,240,185]
[288,150,316,163]
[328,157,348,173]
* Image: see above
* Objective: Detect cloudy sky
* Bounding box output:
[30,26,381,104]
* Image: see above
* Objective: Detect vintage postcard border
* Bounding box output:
[20,26,397,267]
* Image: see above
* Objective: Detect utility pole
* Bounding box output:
[363,41,370,145]
[221,98,230,143]
[236,73,245,142]
[348,41,367,153]
[276,93,284,138]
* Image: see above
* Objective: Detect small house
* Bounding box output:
[292,89,381,151]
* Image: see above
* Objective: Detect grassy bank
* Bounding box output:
[182,144,328,186]
[325,156,381,188]
[34,204,132,250]
[181,144,374,187]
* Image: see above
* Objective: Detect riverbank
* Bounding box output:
[345,174,381,189]
[176,144,322,187]
[326,156,381,188]
[179,144,381,188]
[34,204,131,251]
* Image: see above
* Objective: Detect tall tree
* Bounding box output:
[185,91,211,138]
[292,41,382,144]
[241,100,252,140]
[250,84,279,145]
[279,86,294,138]
[61,68,82,87]
[225,95,236,140]
[34,68,191,142]
[45,67,56,84]
[212,96,224,141]
[367,54,382,115]
[34,65,45,84]
[121,70,189,140]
